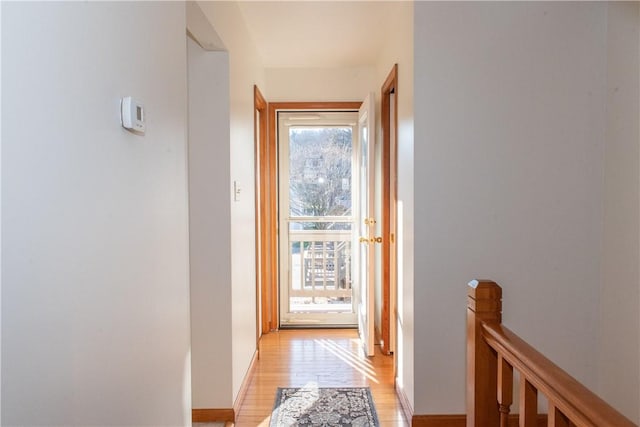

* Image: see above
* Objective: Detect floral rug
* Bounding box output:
[270,387,379,426]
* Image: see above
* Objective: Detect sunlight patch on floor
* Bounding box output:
[313,338,379,383]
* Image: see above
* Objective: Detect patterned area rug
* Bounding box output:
[270,387,379,426]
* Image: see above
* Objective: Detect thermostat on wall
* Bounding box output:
[121,97,145,133]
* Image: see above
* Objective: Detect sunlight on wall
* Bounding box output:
[395,200,404,392]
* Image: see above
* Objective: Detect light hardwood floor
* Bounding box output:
[233,329,409,426]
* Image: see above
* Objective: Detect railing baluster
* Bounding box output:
[299,239,304,291]
[336,243,339,289]
[548,404,570,427]
[311,241,317,301]
[520,377,538,427]
[345,242,351,290]
[322,241,327,291]
[497,355,513,427]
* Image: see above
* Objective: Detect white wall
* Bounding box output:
[187,38,233,409]
[414,2,608,415]
[2,2,191,425]
[374,0,415,411]
[197,0,266,401]
[186,1,226,52]
[599,2,640,422]
[266,67,376,102]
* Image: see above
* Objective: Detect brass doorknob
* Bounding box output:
[360,236,383,244]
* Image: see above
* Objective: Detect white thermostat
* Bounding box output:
[121,96,145,133]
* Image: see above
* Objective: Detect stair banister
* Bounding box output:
[466,280,637,427]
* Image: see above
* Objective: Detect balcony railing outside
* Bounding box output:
[288,228,352,313]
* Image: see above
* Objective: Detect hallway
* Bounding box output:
[234,329,408,426]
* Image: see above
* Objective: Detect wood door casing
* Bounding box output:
[254,85,269,337]
[381,64,398,356]
[264,102,362,332]
[257,88,397,346]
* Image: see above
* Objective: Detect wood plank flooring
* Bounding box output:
[233,329,408,426]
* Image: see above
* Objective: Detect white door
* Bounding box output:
[357,94,375,357]
[278,111,359,327]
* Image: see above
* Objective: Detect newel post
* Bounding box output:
[467,280,502,427]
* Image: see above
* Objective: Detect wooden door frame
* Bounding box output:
[380,64,398,356]
[254,85,269,338]
[264,101,362,331]
[257,85,397,346]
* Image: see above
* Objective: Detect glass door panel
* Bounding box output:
[278,112,359,327]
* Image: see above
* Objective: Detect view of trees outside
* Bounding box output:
[288,126,353,231]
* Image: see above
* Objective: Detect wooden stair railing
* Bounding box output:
[467,280,637,427]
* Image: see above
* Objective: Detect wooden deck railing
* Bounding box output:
[467,280,637,427]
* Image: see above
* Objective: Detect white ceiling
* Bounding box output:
[236,1,401,68]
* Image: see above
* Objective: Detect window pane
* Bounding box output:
[288,127,352,217]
